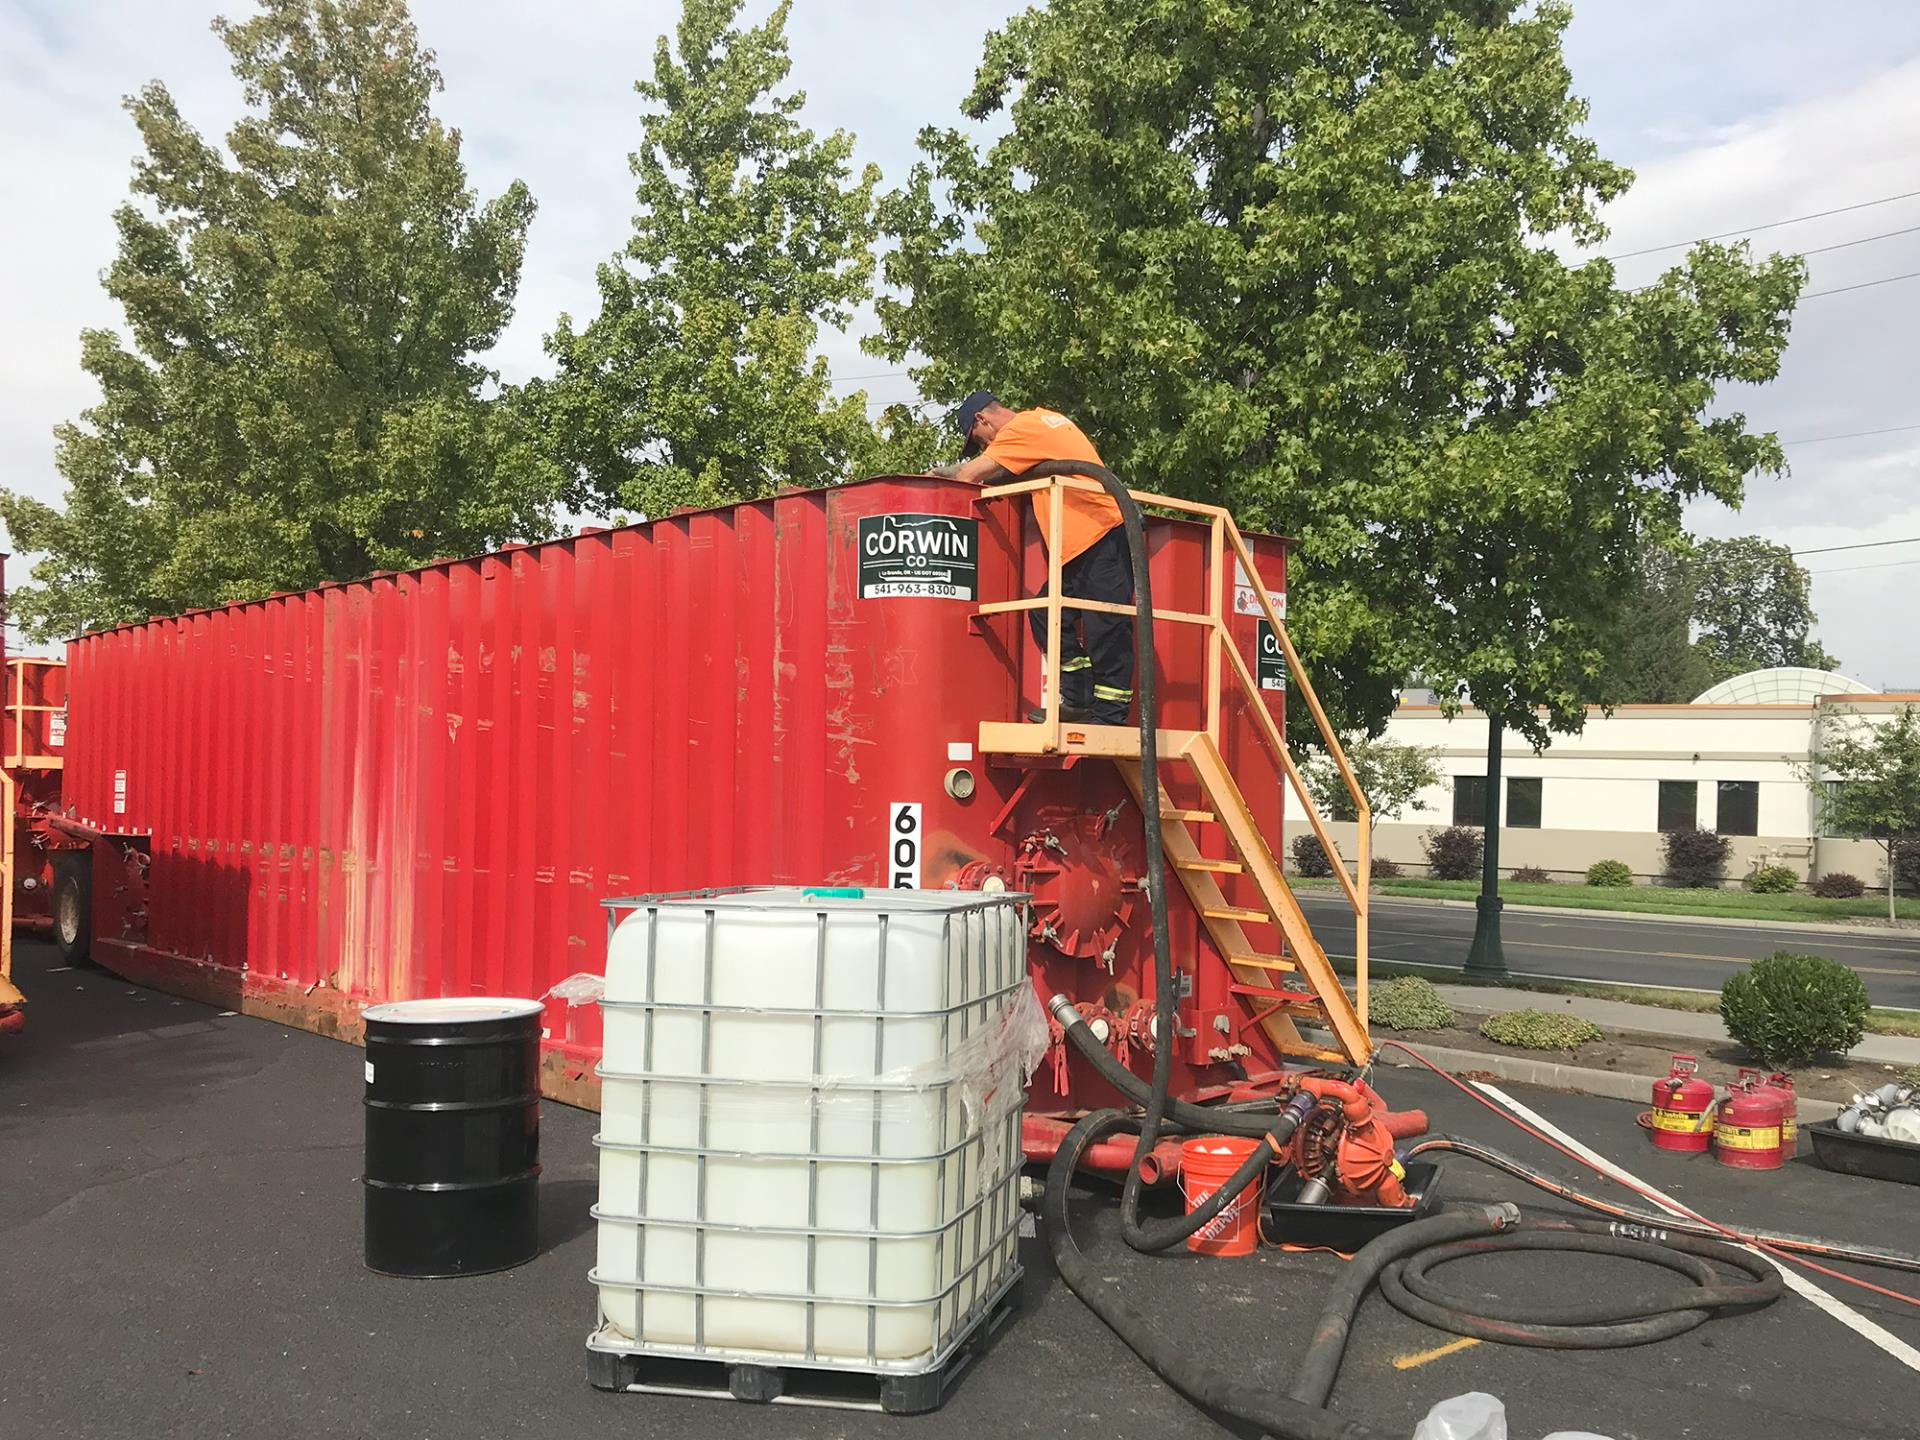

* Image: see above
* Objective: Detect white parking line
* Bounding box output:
[1471,1080,1920,1375]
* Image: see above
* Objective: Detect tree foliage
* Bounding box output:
[1689,536,1838,676]
[1600,535,1838,702]
[1304,734,1442,835]
[1812,705,1920,922]
[872,0,1803,742]
[525,0,930,520]
[0,0,548,640]
[1597,542,1719,703]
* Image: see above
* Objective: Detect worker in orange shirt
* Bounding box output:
[936,392,1134,726]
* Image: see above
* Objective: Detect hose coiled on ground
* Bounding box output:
[1013,463,1787,1438]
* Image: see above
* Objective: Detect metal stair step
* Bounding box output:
[1174,857,1242,875]
[1227,953,1295,973]
[1201,904,1269,925]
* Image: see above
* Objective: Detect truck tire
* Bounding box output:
[53,858,91,966]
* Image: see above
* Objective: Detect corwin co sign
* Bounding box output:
[857,514,979,600]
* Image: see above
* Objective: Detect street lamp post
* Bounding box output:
[1464,710,1508,978]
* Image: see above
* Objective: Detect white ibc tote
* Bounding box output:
[588,887,1043,1375]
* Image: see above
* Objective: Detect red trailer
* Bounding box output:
[50,474,1371,1134]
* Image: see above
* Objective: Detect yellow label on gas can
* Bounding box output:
[1714,1124,1780,1151]
[1650,1107,1712,1134]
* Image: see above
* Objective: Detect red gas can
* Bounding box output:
[1712,1076,1785,1170]
[1648,1054,1715,1152]
[1763,1071,1798,1153]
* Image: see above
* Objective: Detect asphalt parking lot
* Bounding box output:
[4,936,1918,1440]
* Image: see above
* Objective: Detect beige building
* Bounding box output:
[1282,669,1917,887]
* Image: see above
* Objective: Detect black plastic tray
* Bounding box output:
[1806,1119,1920,1186]
[1261,1161,1440,1250]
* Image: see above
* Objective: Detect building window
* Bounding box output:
[1717,780,1759,837]
[1452,775,1489,827]
[1658,780,1697,833]
[1507,777,1543,829]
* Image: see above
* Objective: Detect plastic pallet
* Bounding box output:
[586,1280,1020,1415]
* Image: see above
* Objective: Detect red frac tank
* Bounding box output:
[58,476,1307,1114]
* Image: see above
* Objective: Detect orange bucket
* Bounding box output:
[1178,1136,1265,1256]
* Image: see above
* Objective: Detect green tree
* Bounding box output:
[1600,536,1839,702]
[1811,705,1920,923]
[1303,734,1442,848]
[1596,541,1719,703]
[527,0,919,520]
[1690,536,1839,678]
[0,0,547,640]
[873,0,1801,744]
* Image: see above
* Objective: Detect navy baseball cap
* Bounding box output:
[954,390,997,457]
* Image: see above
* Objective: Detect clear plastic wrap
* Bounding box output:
[544,971,606,1006]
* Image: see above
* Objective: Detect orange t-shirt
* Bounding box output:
[982,409,1121,564]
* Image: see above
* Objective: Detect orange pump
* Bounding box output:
[1289,1074,1410,1207]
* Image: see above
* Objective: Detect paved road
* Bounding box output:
[6,936,1920,1440]
[1299,890,1920,1007]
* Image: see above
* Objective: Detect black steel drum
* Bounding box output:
[362,997,543,1276]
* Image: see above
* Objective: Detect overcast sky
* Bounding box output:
[3,1,1918,685]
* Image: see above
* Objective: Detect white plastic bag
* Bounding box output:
[1412,1394,1505,1440]
[1409,1394,1614,1440]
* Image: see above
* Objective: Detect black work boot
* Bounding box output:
[1028,703,1094,723]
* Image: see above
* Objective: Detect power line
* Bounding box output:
[1602,188,1920,261]
[1780,423,1920,447]
[1796,223,1920,258]
[1801,268,1920,300]
[1806,557,1920,576]
[1794,535,1920,557]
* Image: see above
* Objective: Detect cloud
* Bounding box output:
[1562,54,1920,688]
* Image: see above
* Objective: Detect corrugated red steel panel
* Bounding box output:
[64,477,1290,1099]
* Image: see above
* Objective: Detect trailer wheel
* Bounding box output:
[53,858,91,965]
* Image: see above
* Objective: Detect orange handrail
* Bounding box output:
[975,474,1371,1017]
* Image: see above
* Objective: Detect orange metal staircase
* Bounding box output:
[974,475,1373,1068]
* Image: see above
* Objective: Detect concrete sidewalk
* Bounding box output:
[1429,981,1920,1068]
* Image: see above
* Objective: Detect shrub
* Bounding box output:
[1719,952,1869,1066]
[1662,827,1732,888]
[1479,1009,1603,1051]
[1367,976,1454,1031]
[1895,840,1920,895]
[1744,864,1798,895]
[1809,871,1865,899]
[1586,859,1632,888]
[1291,833,1332,878]
[1422,826,1484,881]
[1371,855,1403,879]
[1510,865,1552,884]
